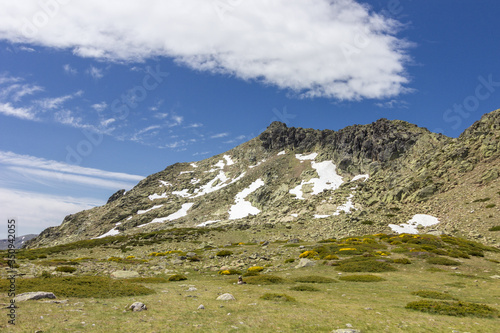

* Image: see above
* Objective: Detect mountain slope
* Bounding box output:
[26,109,500,248]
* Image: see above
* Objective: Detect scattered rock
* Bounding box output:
[216,293,236,301]
[198,304,205,310]
[128,302,147,312]
[295,258,316,269]
[111,270,140,279]
[14,292,56,302]
[331,329,361,333]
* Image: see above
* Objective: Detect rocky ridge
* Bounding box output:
[26,109,500,248]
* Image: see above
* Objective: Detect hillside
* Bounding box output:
[26,109,500,248]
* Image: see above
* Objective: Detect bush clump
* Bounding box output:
[284,258,295,263]
[426,257,461,266]
[216,250,233,257]
[299,250,319,259]
[323,255,339,260]
[55,266,77,273]
[247,266,264,273]
[290,285,320,292]
[339,274,385,282]
[0,276,154,298]
[336,258,397,272]
[405,300,498,318]
[393,258,411,264]
[218,269,241,275]
[260,293,296,302]
[488,225,500,231]
[292,275,336,283]
[127,277,169,283]
[411,290,457,300]
[168,274,187,281]
[244,275,286,285]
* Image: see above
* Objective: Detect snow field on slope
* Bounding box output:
[228,179,265,220]
[388,214,440,234]
[137,205,163,214]
[138,202,195,228]
[290,160,344,199]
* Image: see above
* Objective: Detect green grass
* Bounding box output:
[338,274,385,282]
[168,274,187,281]
[405,300,498,318]
[411,290,457,300]
[260,293,296,302]
[488,225,500,231]
[55,266,77,273]
[426,257,461,266]
[292,275,336,283]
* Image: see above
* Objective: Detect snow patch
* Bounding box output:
[228,179,265,220]
[197,220,221,227]
[291,213,298,217]
[190,163,198,168]
[137,204,163,215]
[295,152,318,160]
[352,174,369,182]
[94,222,122,239]
[290,161,343,199]
[223,155,235,165]
[389,214,440,234]
[332,194,355,215]
[148,192,168,200]
[249,159,266,169]
[159,180,172,187]
[278,150,286,156]
[314,214,330,219]
[140,203,194,227]
[172,189,191,198]
[179,171,193,175]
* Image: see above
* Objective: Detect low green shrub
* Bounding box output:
[426,257,461,266]
[405,300,498,318]
[292,275,336,283]
[290,285,319,292]
[244,275,286,285]
[284,258,295,263]
[485,204,496,208]
[488,225,500,231]
[168,274,187,281]
[336,257,397,272]
[218,269,241,275]
[323,255,339,260]
[472,197,490,203]
[0,276,154,298]
[339,274,384,282]
[216,250,233,257]
[55,266,77,273]
[393,258,411,264]
[411,290,457,300]
[260,293,296,302]
[127,277,169,283]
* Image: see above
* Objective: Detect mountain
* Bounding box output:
[0,234,38,250]
[25,109,500,249]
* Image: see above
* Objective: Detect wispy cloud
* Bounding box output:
[0,187,102,238]
[185,123,203,128]
[63,64,78,75]
[211,132,229,139]
[92,102,108,112]
[35,91,82,110]
[0,102,36,120]
[375,99,409,109]
[86,65,104,80]
[0,82,43,102]
[0,0,411,100]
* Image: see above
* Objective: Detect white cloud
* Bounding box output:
[18,45,35,52]
[0,0,411,100]
[211,132,229,139]
[36,93,77,110]
[375,99,409,109]
[0,187,102,238]
[86,65,104,80]
[185,123,203,128]
[0,102,36,120]
[0,150,144,183]
[63,64,78,75]
[92,101,108,112]
[0,82,43,102]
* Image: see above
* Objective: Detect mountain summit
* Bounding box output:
[26,109,500,248]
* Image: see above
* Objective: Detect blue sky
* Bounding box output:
[0,0,499,238]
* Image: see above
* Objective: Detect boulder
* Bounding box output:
[216,293,236,301]
[295,258,316,269]
[15,292,56,302]
[111,270,140,279]
[128,302,147,312]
